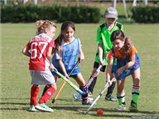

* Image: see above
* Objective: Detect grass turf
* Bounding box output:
[1,23,159,119]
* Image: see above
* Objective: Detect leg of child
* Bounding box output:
[29,85,39,111]
[30,85,39,106]
[74,73,92,105]
[117,78,126,111]
[42,75,58,96]
[36,83,56,112]
[105,74,117,102]
[130,68,140,111]
[88,68,97,94]
[39,83,57,104]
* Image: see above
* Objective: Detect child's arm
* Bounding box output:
[105,58,113,86]
[79,47,85,62]
[117,46,137,76]
[58,59,69,78]
[98,43,104,65]
[47,46,55,70]
[117,55,136,76]
[22,46,31,57]
[106,58,113,81]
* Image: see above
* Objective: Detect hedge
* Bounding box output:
[131,6,159,23]
[1,4,101,23]
[54,0,159,3]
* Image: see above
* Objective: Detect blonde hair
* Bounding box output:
[35,20,56,35]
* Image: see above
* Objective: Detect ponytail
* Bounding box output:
[122,37,132,55]
[111,30,133,55]
[55,34,63,52]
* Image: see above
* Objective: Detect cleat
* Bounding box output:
[73,94,93,101]
[82,97,93,105]
[117,104,126,111]
[105,96,117,102]
[28,105,38,112]
[36,103,53,112]
[129,102,138,112]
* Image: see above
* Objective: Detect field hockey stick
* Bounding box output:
[84,80,112,114]
[85,59,106,88]
[52,69,86,96]
[52,60,80,103]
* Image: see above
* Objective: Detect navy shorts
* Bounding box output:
[113,54,140,80]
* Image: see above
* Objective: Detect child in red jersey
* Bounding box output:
[22,20,57,112]
[105,30,140,112]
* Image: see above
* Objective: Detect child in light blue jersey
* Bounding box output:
[52,21,92,105]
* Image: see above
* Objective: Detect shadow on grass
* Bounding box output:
[0,101,159,118]
[54,98,75,102]
[88,114,132,118]
[88,113,159,118]
[0,107,29,111]
[51,105,159,116]
[0,102,29,105]
[51,105,86,111]
[89,108,159,115]
[0,98,29,100]
[81,108,159,118]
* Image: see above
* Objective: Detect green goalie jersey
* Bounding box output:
[95,22,124,65]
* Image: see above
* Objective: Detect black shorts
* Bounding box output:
[93,62,106,72]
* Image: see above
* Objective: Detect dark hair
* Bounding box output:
[55,21,75,51]
[111,30,132,54]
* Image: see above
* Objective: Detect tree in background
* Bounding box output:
[1,0,150,5]
[2,0,38,5]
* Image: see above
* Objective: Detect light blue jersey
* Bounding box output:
[52,37,80,76]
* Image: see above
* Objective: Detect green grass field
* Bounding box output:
[1,23,159,119]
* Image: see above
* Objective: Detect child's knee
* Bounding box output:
[47,84,57,90]
[133,78,140,87]
[117,90,123,94]
[33,85,39,87]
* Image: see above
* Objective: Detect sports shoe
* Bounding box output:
[28,105,38,112]
[105,96,117,102]
[129,101,138,112]
[82,97,93,105]
[117,104,126,111]
[36,103,53,112]
[73,93,93,101]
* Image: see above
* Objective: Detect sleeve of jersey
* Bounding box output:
[96,27,103,44]
[130,46,137,56]
[55,52,62,60]
[78,38,82,47]
[108,51,114,59]
[26,42,31,49]
[49,39,56,49]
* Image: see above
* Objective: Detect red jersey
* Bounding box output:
[27,33,55,70]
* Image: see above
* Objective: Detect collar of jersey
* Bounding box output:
[38,33,52,40]
[62,37,75,46]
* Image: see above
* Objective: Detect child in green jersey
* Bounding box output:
[88,7,124,102]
